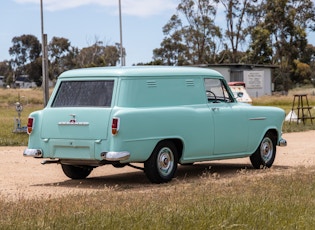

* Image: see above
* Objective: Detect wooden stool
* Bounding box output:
[290,94,314,124]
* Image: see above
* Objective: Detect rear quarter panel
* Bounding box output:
[110,105,214,162]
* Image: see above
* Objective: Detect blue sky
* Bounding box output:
[0,0,178,65]
[1,0,315,66]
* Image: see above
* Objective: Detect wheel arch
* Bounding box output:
[265,128,278,143]
[250,128,278,157]
[250,128,278,169]
[153,138,184,159]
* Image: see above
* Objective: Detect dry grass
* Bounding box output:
[1,167,315,229]
[0,88,45,106]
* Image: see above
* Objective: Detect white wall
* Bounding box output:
[208,66,272,97]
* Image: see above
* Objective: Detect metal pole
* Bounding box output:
[44,34,49,103]
[119,0,124,66]
[40,0,49,106]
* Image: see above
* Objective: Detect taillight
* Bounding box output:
[27,117,34,134]
[111,117,120,135]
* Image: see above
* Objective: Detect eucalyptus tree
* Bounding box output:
[245,0,315,86]
[76,41,120,68]
[9,34,42,83]
[153,15,189,66]
[154,0,222,65]
[9,34,41,71]
[247,0,315,65]
[48,37,73,79]
[219,0,253,63]
[0,61,12,85]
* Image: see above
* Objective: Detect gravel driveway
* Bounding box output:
[1,131,314,201]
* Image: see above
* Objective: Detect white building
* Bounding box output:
[14,75,37,88]
[205,64,278,98]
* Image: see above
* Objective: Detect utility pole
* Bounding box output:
[119,0,125,66]
[40,0,49,106]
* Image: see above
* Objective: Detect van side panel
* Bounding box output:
[110,77,215,162]
[117,78,206,107]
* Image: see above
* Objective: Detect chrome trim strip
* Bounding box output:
[58,122,89,125]
[249,117,267,120]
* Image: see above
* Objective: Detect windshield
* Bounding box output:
[204,78,233,103]
[52,80,114,107]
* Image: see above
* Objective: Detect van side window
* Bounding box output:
[204,78,233,103]
[52,80,114,107]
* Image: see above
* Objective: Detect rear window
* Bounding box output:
[52,80,114,107]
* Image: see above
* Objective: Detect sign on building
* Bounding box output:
[244,71,264,89]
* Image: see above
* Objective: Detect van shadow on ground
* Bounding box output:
[33,162,289,190]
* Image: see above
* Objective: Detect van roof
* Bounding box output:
[58,66,223,79]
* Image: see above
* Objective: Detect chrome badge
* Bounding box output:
[58,114,89,126]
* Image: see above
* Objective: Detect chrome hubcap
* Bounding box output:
[157,147,174,177]
[260,137,273,163]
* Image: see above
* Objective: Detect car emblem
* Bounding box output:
[58,114,89,126]
[69,114,76,123]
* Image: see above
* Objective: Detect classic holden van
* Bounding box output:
[24,66,287,183]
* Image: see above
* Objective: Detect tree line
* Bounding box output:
[0,35,121,86]
[1,0,315,90]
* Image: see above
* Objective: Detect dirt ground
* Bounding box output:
[1,130,314,201]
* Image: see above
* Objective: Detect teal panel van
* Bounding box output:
[24,66,287,183]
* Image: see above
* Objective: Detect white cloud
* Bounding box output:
[14,0,177,17]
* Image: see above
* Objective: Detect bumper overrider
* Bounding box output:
[279,138,287,147]
[101,151,130,161]
[23,149,43,158]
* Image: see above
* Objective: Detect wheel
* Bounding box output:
[144,141,178,183]
[250,132,276,169]
[61,164,93,179]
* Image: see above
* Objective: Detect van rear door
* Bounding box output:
[41,80,114,141]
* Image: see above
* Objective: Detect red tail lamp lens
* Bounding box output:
[27,117,34,134]
[112,117,120,135]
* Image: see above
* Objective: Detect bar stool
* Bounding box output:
[290,94,314,124]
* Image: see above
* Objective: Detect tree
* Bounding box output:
[220,0,252,63]
[154,0,222,65]
[24,58,42,86]
[153,17,189,66]
[245,26,273,64]
[292,60,312,84]
[0,61,12,86]
[8,34,42,84]
[76,41,120,67]
[9,34,41,72]
[245,0,315,87]
[48,37,74,79]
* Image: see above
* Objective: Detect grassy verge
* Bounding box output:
[0,105,42,146]
[252,94,315,133]
[1,167,315,229]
